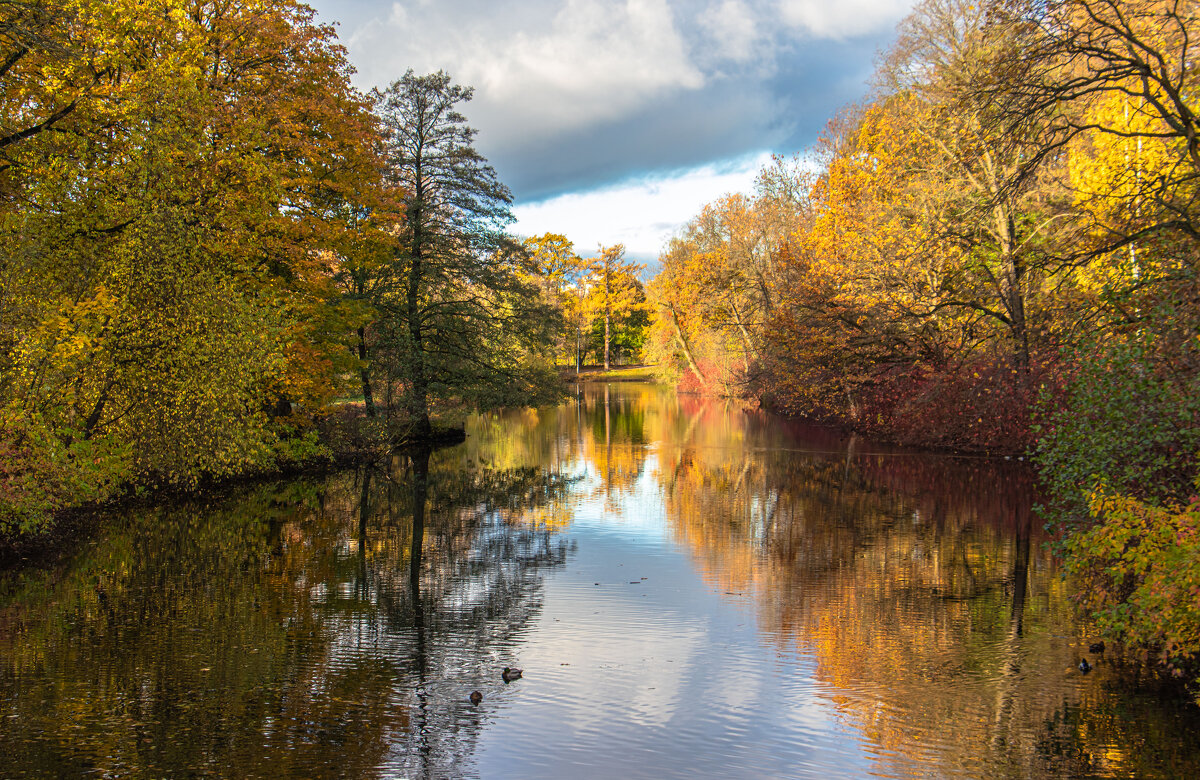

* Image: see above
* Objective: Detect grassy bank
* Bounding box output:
[563,364,661,383]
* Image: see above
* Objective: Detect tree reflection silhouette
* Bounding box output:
[0,443,570,779]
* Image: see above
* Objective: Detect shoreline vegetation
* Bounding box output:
[0,403,468,566]
[2,0,1199,684]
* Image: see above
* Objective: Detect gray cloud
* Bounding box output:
[311,0,911,202]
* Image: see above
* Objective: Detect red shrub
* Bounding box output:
[856,355,1059,454]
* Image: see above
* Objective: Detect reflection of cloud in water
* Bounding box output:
[518,603,702,732]
[570,454,671,544]
[476,525,872,779]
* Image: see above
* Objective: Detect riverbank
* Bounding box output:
[561,364,661,383]
[0,445,369,569]
[0,404,465,563]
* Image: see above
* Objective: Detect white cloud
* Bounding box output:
[699,0,760,63]
[777,0,912,39]
[512,152,774,261]
[465,0,704,132]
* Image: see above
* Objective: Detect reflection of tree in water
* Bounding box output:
[0,443,570,779]
[464,384,656,510]
[369,445,573,779]
[649,393,1200,779]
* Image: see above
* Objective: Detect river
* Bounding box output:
[2,382,1199,778]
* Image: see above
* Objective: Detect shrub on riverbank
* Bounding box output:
[1033,328,1200,667]
[0,411,361,540]
[1035,334,1200,530]
[744,355,1051,456]
[0,412,130,535]
[1065,487,1200,669]
[855,358,1049,454]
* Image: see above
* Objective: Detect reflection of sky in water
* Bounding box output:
[570,452,671,543]
[475,461,872,779]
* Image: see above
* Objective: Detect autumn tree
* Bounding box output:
[1,0,378,528]
[323,181,410,419]
[879,0,1070,374]
[0,0,110,172]
[522,232,589,370]
[686,195,771,372]
[648,169,808,396]
[763,97,982,420]
[648,233,752,394]
[584,244,645,370]
[1000,0,1200,259]
[647,237,712,390]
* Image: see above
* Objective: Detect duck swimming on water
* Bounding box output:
[502,667,523,683]
[469,691,483,705]
[1078,659,1092,673]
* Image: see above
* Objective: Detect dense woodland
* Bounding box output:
[2,0,1199,671]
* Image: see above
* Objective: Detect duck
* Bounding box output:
[502,667,523,683]
[469,691,483,705]
[1078,659,1091,673]
[1089,641,1105,654]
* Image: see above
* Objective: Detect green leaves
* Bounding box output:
[1036,327,1200,530]
[1064,486,1200,666]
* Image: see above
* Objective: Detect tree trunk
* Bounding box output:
[842,380,860,422]
[406,196,431,438]
[603,293,611,371]
[730,300,755,374]
[82,381,111,441]
[405,304,431,437]
[576,321,583,374]
[995,202,1030,374]
[669,304,707,387]
[357,326,376,417]
[603,310,611,370]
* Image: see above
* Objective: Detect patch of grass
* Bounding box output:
[566,364,661,382]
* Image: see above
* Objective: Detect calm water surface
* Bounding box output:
[3,383,1200,778]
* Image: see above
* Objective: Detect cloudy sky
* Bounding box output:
[309,0,916,260]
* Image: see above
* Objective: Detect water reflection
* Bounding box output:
[463,385,1200,779]
[2,383,1199,779]
[0,446,570,779]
